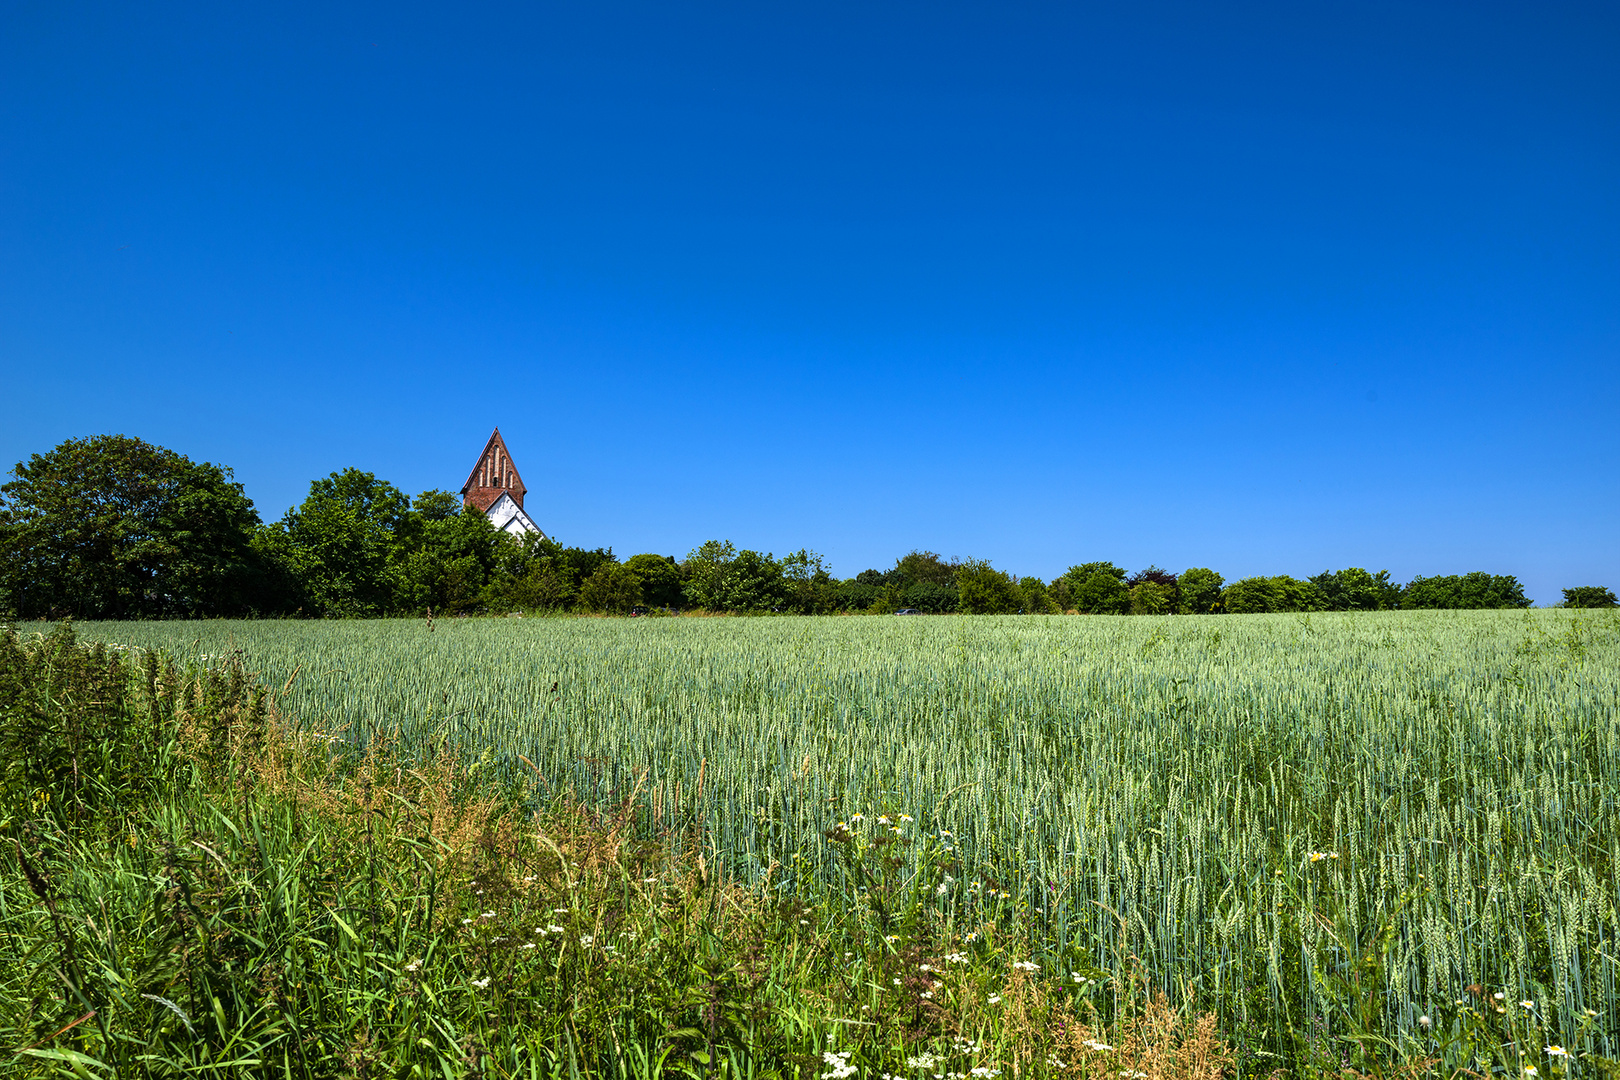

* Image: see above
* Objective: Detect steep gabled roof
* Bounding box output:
[461,428,527,512]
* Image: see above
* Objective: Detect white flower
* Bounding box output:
[936,882,950,896]
[1083,1039,1114,1052]
[522,942,536,949]
[580,935,594,947]
[969,1069,998,1078]
[899,814,914,823]
[404,959,421,972]
[1546,1047,1570,1059]
[547,924,566,934]
[821,1050,857,1079]
[907,1054,939,1070]
[920,990,934,999]
[1011,960,1039,972]
[1418,1015,1432,1030]
[471,977,491,989]
[461,918,473,925]
[945,952,969,964]
[1524,1067,1537,1077]
[988,994,1002,1005]
[1495,992,1507,1000]
[1521,1000,1535,1010]
[481,911,496,918]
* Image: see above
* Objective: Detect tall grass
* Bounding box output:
[74,609,1620,1068]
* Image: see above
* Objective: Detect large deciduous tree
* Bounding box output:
[0,435,265,618]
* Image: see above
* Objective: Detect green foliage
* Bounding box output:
[955,559,1022,614]
[1177,567,1224,614]
[577,560,644,613]
[269,468,414,616]
[1403,571,1531,610]
[1058,563,1130,614]
[680,540,786,612]
[1221,574,1325,613]
[1128,580,1174,615]
[625,553,683,608]
[1018,576,1061,614]
[1563,585,1619,608]
[0,434,265,618]
[1310,567,1403,611]
[781,548,837,613]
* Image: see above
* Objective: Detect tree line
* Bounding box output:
[2,435,1614,619]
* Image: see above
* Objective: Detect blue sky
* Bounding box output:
[3,2,1616,601]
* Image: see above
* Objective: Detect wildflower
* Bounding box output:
[963,932,979,943]
[921,990,934,999]
[404,959,421,972]
[1419,1015,1432,1030]
[893,978,902,985]
[945,952,969,964]
[461,918,474,925]
[988,994,1002,1005]
[547,924,565,934]
[919,964,935,972]
[1524,1067,1537,1077]
[907,1054,940,1070]
[849,813,865,822]
[1546,1047,1570,1059]
[969,1068,998,1078]
[1083,1039,1114,1052]
[521,942,536,949]
[878,815,892,825]
[481,911,496,918]
[939,830,953,838]
[1308,851,1340,862]
[1521,1000,1535,1010]
[885,934,899,944]
[1011,960,1039,972]
[1046,1058,1067,1069]
[821,1050,857,1079]
[471,977,491,989]
[1495,992,1507,1000]
[580,935,594,947]
[899,814,914,823]
[936,882,950,896]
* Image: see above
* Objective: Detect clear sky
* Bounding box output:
[3,2,1616,602]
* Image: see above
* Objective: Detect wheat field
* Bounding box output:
[77,609,1620,1055]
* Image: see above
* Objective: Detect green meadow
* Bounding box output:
[74,609,1620,1061]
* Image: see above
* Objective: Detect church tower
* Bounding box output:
[461,428,545,538]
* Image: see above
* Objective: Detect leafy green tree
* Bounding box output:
[1127,566,1179,614]
[578,561,644,613]
[681,541,786,612]
[1178,568,1225,614]
[1129,580,1175,615]
[1222,575,1325,614]
[1018,576,1061,614]
[1058,562,1130,614]
[1402,572,1530,610]
[393,496,504,614]
[1309,567,1402,611]
[0,435,267,618]
[956,559,1022,614]
[1561,585,1617,608]
[625,553,683,608]
[781,549,837,614]
[682,540,738,610]
[270,469,413,617]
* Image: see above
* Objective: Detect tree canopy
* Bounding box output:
[0,435,264,618]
